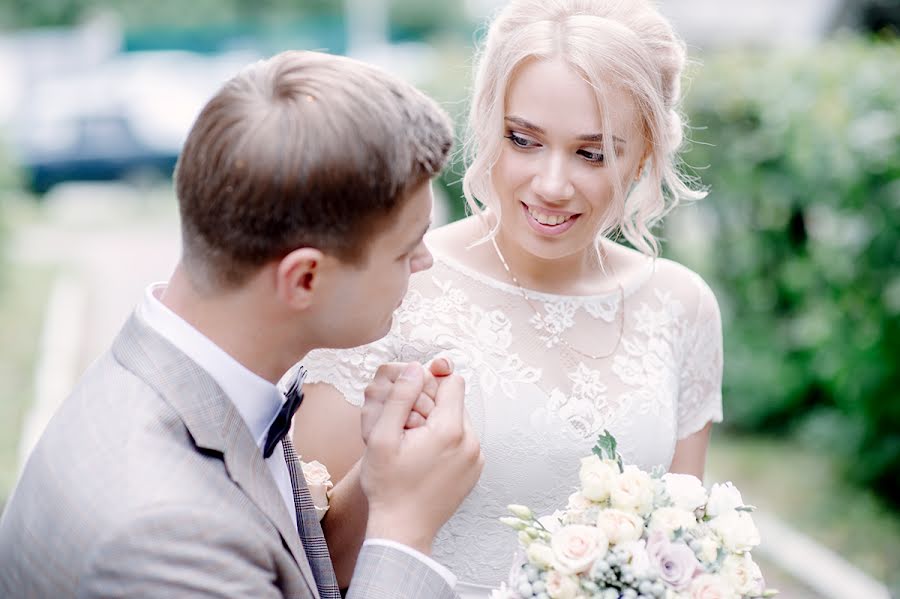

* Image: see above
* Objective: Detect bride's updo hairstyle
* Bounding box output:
[462,0,705,256]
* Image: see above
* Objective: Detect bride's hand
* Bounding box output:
[404,357,454,429]
[361,358,454,442]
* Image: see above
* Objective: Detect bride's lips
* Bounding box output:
[521,202,580,236]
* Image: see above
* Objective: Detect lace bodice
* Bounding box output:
[302,248,723,587]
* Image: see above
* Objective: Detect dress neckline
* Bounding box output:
[428,245,657,303]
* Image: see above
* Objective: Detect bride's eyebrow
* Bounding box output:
[505,115,625,145]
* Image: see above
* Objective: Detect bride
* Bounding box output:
[292,0,722,596]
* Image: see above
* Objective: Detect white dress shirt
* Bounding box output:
[137,283,455,589]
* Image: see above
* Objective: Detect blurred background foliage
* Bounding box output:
[673,38,900,510]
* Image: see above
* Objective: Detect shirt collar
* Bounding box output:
[136,282,285,448]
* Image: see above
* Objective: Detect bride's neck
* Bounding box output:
[492,230,609,296]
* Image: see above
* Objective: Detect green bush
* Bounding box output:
[675,37,900,508]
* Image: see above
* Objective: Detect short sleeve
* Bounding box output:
[677,274,724,439]
[294,326,404,407]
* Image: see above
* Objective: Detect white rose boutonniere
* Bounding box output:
[300,459,333,521]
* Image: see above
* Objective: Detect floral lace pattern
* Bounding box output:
[301,251,723,588]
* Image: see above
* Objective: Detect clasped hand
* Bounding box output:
[358,359,484,555]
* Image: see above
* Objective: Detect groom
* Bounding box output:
[0,51,482,597]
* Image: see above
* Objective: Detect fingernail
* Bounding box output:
[441,357,454,371]
[399,363,421,382]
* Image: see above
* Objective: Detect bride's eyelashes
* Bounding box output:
[503,130,606,167]
[504,130,537,149]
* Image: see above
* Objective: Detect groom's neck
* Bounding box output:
[161,263,305,384]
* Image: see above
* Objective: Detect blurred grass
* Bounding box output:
[0,262,56,508]
[708,432,900,592]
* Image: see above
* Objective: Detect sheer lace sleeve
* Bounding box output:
[677,273,724,439]
[299,329,404,407]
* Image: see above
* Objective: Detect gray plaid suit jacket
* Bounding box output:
[0,314,457,599]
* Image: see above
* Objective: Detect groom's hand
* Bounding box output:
[360,362,482,555]
[360,358,453,438]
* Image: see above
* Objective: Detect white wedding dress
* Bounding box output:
[302,247,723,597]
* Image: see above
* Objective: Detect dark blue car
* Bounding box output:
[21,113,179,194]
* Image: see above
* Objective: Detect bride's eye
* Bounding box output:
[504,131,537,149]
[577,148,605,165]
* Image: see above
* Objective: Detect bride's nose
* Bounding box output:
[531,152,575,202]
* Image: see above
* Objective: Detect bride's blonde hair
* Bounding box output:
[462,0,705,257]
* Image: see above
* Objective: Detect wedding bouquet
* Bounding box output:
[492,433,776,599]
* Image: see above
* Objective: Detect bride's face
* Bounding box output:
[491,58,645,261]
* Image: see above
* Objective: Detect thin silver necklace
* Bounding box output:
[490,237,625,360]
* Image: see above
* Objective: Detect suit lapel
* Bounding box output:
[112,314,320,598]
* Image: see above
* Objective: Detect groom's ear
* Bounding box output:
[275,247,326,310]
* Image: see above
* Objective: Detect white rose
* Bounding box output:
[564,492,596,525]
[689,574,738,599]
[551,524,609,574]
[662,473,708,512]
[596,508,644,545]
[545,571,580,599]
[618,539,651,578]
[610,465,654,515]
[705,482,745,518]
[648,507,698,539]
[709,511,761,553]
[696,536,721,564]
[538,510,565,534]
[579,455,619,502]
[526,542,556,569]
[300,460,333,520]
[720,553,765,596]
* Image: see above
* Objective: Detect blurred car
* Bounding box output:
[21,112,178,194]
[11,50,258,194]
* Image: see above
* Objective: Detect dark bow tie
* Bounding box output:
[263,367,306,459]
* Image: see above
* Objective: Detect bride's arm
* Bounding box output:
[293,361,448,587]
[668,421,713,479]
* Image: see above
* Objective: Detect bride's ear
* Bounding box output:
[275,247,326,310]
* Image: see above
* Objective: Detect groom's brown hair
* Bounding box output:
[175,50,453,288]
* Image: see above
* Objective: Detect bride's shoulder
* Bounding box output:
[425,216,482,253]
[609,242,719,315]
[424,216,495,270]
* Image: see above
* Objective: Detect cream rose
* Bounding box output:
[564,491,596,525]
[649,506,698,539]
[551,524,609,574]
[662,473,709,512]
[579,455,619,502]
[300,460,333,521]
[709,511,761,553]
[720,553,765,596]
[596,508,644,545]
[545,571,580,599]
[696,536,721,564]
[689,574,738,599]
[610,465,654,515]
[705,482,745,518]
